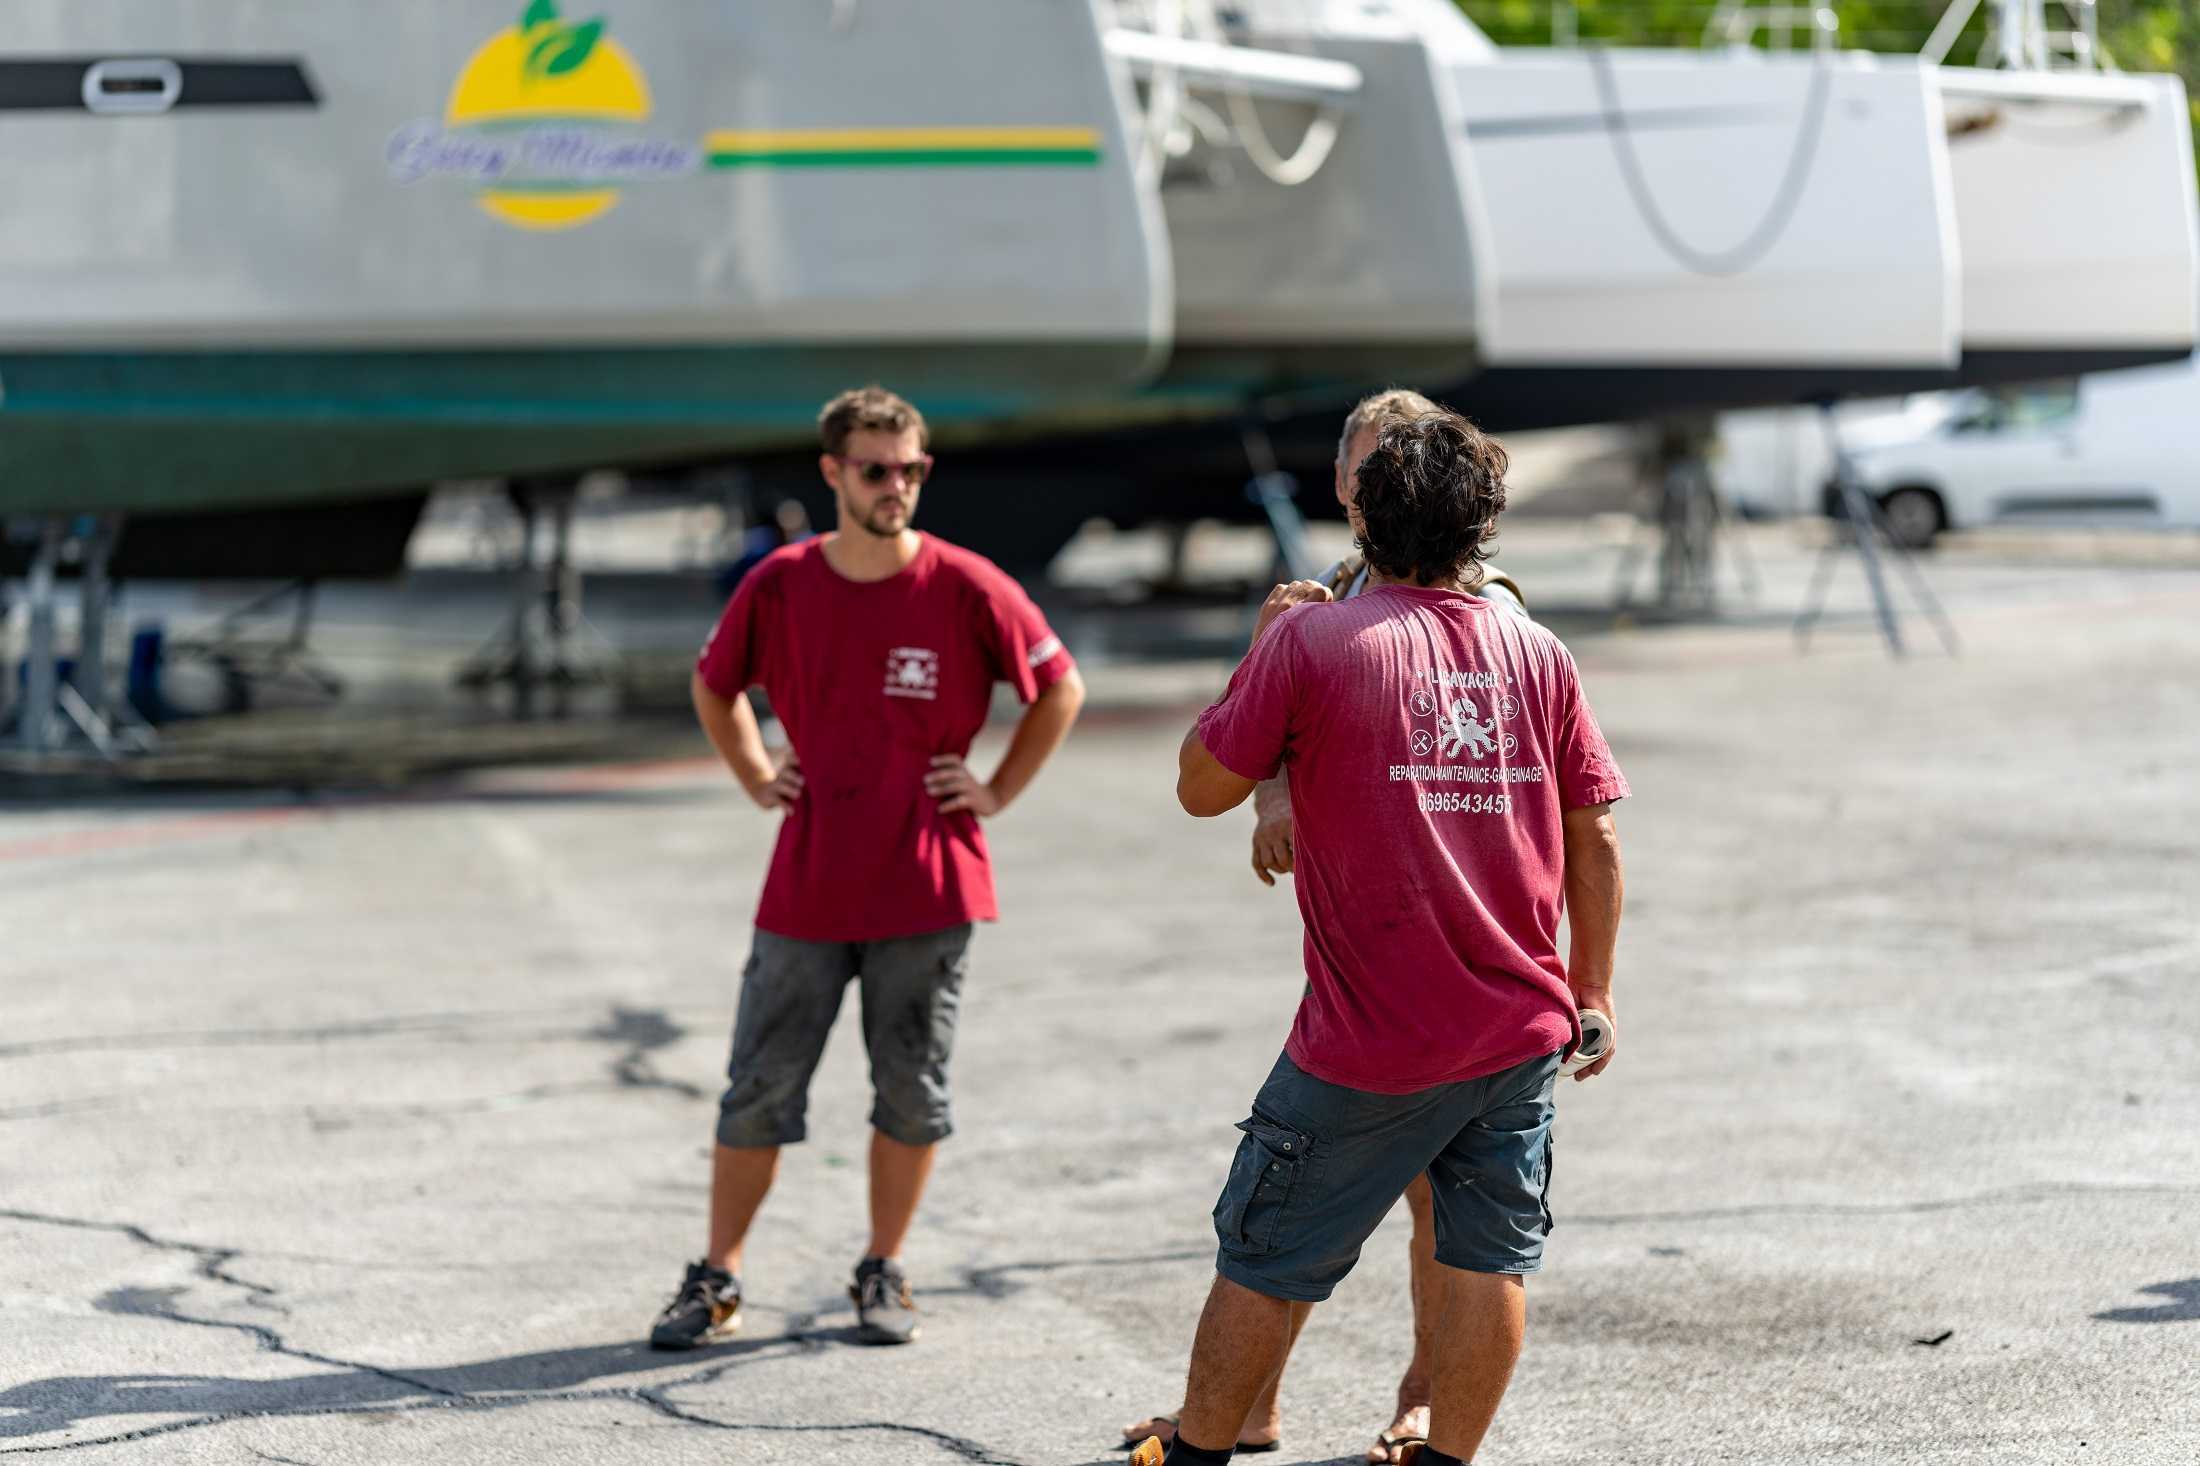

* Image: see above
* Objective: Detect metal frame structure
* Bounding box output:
[3,513,156,758]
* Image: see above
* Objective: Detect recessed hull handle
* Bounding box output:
[83,59,182,115]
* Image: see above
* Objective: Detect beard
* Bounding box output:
[853,497,912,538]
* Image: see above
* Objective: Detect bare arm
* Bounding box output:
[1561,802,1624,1080]
[691,671,803,809]
[1177,727,1259,817]
[925,666,1086,816]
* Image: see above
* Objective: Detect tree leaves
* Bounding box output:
[1456,0,2200,183]
[523,16,604,80]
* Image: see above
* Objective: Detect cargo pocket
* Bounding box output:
[1212,1117,1307,1258]
[1537,1128,1556,1235]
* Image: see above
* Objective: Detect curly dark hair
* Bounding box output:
[1351,410,1509,589]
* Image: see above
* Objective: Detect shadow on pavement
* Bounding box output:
[2094,1277,2200,1324]
[0,1333,787,1442]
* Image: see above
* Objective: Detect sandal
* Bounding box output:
[1370,1426,1429,1463]
[1119,1412,1282,1455]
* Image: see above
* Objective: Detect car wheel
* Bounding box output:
[1880,487,1945,550]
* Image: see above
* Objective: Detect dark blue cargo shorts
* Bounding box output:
[715,924,972,1150]
[1212,1047,1562,1302]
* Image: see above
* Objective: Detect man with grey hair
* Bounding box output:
[1124,388,1529,1464]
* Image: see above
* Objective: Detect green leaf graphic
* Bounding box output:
[521,0,559,31]
[524,18,604,79]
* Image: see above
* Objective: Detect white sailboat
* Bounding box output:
[2,0,2193,570]
[1015,0,2192,520]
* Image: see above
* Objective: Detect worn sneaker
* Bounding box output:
[1126,1438,1164,1466]
[850,1256,921,1345]
[648,1260,741,1350]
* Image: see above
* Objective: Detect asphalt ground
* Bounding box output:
[3,524,2198,1464]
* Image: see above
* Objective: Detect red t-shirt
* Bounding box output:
[1196,584,1628,1094]
[696,534,1073,943]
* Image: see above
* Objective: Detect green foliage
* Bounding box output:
[1463,0,1974,55]
[521,0,559,32]
[1458,0,2200,178]
[523,16,604,80]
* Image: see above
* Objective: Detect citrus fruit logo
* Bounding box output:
[424,0,668,231]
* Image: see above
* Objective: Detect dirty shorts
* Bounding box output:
[716,925,972,1150]
[1211,1048,1561,1302]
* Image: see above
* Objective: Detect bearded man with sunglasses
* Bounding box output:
[650,385,1085,1350]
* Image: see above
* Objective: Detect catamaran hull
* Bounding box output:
[0,0,1176,515]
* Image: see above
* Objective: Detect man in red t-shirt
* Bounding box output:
[1128,388,1538,1465]
[648,386,1084,1351]
[1132,409,1627,1466]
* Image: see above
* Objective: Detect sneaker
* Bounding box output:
[648,1260,741,1350]
[850,1256,921,1345]
[1126,1438,1164,1466]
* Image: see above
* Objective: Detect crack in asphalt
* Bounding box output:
[957,1249,1211,1301]
[629,1392,1027,1466]
[92,1286,459,1402]
[0,1377,1026,1463]
[1,1004,705,1114]
[0,1010,574,1061]
[1565,1181,2200,1228]
[2,1208,287,1315]
[21,1185,2185,1458]
[0,1212,1025,1463]
[0,1099,121,1123]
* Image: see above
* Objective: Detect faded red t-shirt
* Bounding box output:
[1196,584,1628,1094]
[697,534,1073,943]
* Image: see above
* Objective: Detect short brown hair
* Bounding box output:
[1352,410,1509,590]
[818,385,928,456]
[1337,387,1440,466]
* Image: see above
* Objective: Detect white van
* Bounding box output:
[1715,397,1953,521]
[1841,357,2200,547]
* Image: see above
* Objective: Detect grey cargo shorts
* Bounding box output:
[716,924,973,1150]
[1212,1047,1563,1302]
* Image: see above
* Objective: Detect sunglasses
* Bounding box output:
[838,455,934,487]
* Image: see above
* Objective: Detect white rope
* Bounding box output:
[1183,0,1342,186]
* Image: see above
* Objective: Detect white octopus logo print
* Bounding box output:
[884,646,939,700]
[1438,697,1499,759]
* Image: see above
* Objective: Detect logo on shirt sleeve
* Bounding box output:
[885,646,940,700]
[1026,635,1063,670]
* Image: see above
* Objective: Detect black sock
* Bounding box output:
[1417,1449,1467,1465]
[1162,1439,1234,1466]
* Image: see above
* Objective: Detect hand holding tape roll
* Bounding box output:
[1560,1007,1615,1079]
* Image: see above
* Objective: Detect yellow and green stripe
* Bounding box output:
[703,126,1101,169]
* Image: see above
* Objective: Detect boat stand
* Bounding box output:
[1793,404,1959,659]
[1612,418,1760,615]
[454,479,612,717]
[168,579,345,713]
[3,513,156,759]
[1241,423,1324,587]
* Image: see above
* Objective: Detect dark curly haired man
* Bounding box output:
[1139,406,1628,1466]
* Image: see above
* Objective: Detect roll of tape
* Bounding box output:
[1560,1008,1614,1077]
